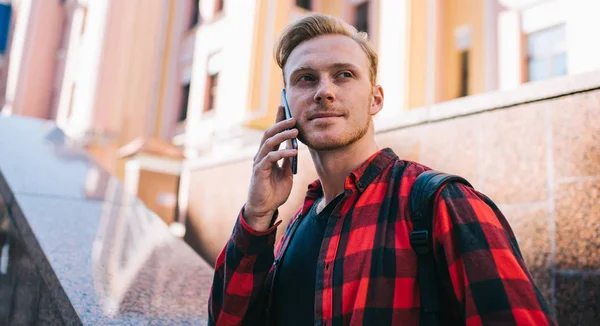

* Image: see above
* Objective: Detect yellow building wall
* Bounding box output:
[247,0,268,121]
[407,0,428,109]
[440,0,485,101]
[245,0,288,130]
[263,0,289,129]
[320,0,344,16]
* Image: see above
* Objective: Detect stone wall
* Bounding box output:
[184,72,600,324]
[0,117,213,324]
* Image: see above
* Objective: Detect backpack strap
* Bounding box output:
[409,170,472,326]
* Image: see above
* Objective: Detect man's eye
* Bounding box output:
[338,72,353,78]
[298,75,315,82]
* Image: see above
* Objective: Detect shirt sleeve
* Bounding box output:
[432,182,557,326]
[208,206,281,326]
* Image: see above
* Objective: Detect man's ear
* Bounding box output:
[370,85,384,115]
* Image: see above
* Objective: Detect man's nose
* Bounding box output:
[313,79,335,103]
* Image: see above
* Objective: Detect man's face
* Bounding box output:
[283,34,383,151]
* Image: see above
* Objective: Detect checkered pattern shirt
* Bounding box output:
[208,148,556,325]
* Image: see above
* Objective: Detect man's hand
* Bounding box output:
[244,106,298,231]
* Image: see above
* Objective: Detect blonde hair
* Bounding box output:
[274,13,378,85]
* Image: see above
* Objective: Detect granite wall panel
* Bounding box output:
[419,114,481,188]
[556,272,600,326]
[376,126,422,163]
[0,194,64,325]
[556,273,584,325]
[582,274,600,325]
[552,93,600,180]
[555,179,600,269]
[479,104,549,204]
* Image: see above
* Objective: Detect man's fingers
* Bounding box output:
[281,152,292,172]
[260,117,295,144]
[254,128,298,164]
[256,149,298,171]
[265,129,298,151]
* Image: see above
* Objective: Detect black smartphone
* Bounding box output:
[281,89,298,174]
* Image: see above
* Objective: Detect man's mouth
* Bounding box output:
[308,112,344,120]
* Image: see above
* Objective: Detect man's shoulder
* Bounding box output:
[387,158,435,182]
[387,159,481,200]
[396,159,434,173]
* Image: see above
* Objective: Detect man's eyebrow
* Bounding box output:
[329,62,360,71]
[289,62,360,76]
[289,66,314,76]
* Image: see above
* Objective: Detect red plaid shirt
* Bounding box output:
[209,148,556,325]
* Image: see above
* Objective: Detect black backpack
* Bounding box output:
[408,170,472,326]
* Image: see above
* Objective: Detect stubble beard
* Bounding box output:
[298,112,372,151]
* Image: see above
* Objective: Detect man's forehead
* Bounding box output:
[285,35,369,73]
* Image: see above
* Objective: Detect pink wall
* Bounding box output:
[83,0,195,177]
[161,0,196,140]
[92,0,138,139]
[4,0,195,149]
[94,0,193,143]
[49,4,75,120]
[5,0,64,119]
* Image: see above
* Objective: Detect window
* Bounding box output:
[459,51,469,97]
[0,3,11,55]
[204,73,219,112]
[355,2,369,34]
[79,7,88,36]
[189,0,200,29]
[296,0,311,10]
[215,0,224,14]
[179,84,190,122]
[526,24,567,82]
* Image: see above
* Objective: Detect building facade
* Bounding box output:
[0,0,196,174]
[2,0,599,176]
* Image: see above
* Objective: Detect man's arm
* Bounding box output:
[432,183,556,325]
[208,208,281,326]
[208,104,299,325]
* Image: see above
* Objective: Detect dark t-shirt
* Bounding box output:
[273,195,343,325]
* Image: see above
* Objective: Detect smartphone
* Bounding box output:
[281,89,298,174]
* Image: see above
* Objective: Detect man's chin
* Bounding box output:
[302,137,355,151]
[299,123,370,151]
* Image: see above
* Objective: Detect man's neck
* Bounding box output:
[309,129,379,205]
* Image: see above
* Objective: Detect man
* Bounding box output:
[208,13,555,326]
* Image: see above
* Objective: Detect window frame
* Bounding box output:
[295,0,312,11]
[525,23,567,82]
[354,1,369,34]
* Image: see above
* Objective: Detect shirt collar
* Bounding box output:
[303,148,398,212]
[348,147,398,192]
